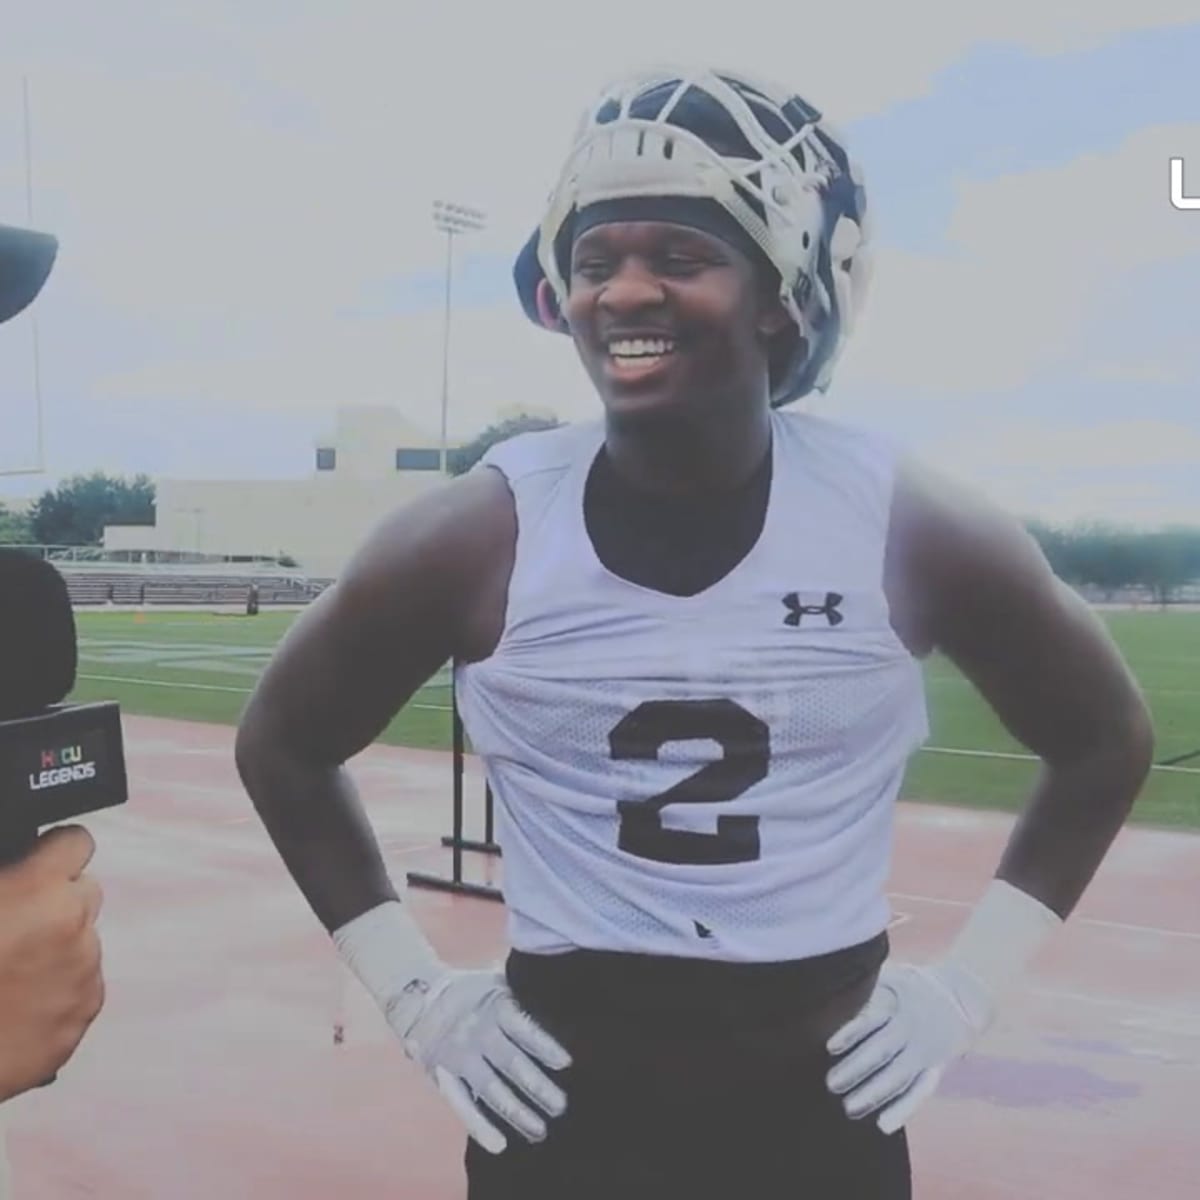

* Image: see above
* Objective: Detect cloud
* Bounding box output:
[1086,357,1194,386]
[933,419,1200,473]
[93,301,601,436]
[836,121,1200,394]
[2,5,1199,509]
[906,418,1200,527]
[7,4,1200,325]
[13,9,1192,405]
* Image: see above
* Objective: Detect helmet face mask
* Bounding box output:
[514,67,871,406]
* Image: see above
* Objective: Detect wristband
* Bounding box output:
[332,899,450,1038]
[942,878,1063,1007]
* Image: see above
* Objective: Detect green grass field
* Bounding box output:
[66,608,1200,830]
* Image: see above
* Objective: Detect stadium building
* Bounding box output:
[101,403,450,579]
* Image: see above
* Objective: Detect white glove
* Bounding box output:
[333,900,572,1154]
[825,879,1062,1134]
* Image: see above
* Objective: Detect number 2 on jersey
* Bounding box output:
[609,699,769,866]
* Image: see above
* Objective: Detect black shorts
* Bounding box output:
[464,936,911,1200]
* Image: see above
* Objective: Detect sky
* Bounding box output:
[0,1,1198,528]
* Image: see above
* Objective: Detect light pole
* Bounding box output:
[0,75,47,480]
[431,199,486,473]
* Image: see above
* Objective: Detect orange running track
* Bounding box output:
[7,715,1198,1198]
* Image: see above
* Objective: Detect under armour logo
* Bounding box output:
[782,592,844,627]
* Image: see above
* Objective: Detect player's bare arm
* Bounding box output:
[895,459,1154,917]
[236,468,569,1155]
[827,460,1154,1134]
[235,466,513,932]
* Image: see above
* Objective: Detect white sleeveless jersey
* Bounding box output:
[454,409,929,963]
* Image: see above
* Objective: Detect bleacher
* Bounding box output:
[58,568,332,607]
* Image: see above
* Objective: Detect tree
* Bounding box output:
[1025,518,1200,602]
[29,472,156,546]
[1025,520,1073,579]
[447,413,563,477]
[1137,527,1200,606]
[0,503,34,544]
[1068,522,1143,595]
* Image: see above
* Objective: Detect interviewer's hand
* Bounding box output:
[0,826,105,1102]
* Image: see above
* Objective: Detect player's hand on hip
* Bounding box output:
[333,900,571,1155]
[824,960,993,1135]
[397,967,571,1154]
[826,881,1063,1135]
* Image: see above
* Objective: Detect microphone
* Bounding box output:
[0,223,58,325]
[0,551,128,1086]
[0,549,128,857]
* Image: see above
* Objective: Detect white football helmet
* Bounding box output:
[514,66,872,404]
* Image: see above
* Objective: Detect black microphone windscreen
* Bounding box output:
[0,224,58,325]
[0,550,77,720]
